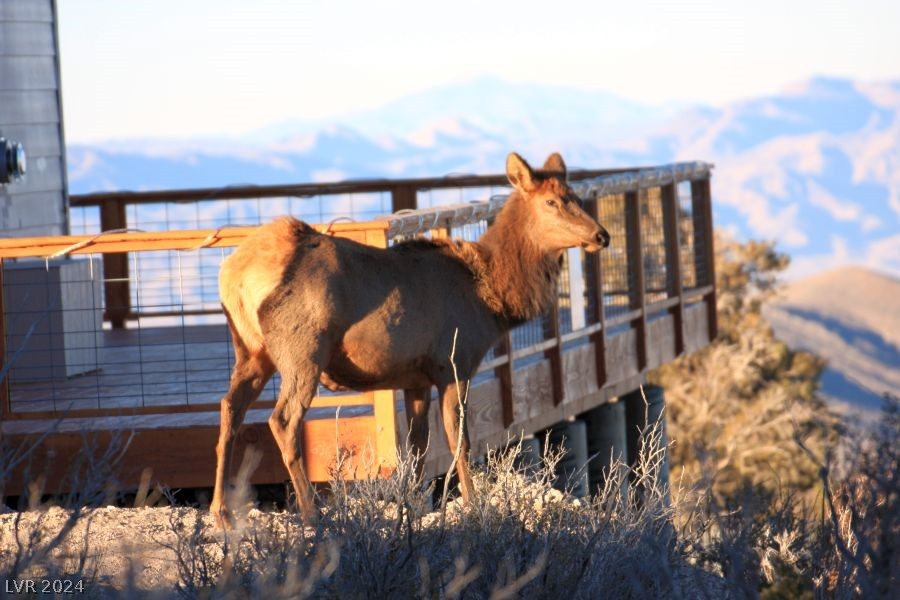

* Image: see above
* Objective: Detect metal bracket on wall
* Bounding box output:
[0,136,27,185]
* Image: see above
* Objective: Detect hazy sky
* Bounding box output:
[58,0,900,142]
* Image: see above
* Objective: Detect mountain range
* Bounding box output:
[63,75,899,415]
[764,266,899,422]
[66,76,899,281]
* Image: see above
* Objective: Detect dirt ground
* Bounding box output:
[0,496,477,596]
[1,504,284,594]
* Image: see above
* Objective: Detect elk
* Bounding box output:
[211,152,610,526]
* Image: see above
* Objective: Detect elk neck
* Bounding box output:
[476,193,562,325]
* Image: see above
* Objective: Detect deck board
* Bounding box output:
[7,323,279,413]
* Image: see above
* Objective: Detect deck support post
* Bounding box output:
[583,400,626,497]
[546,419,589,498]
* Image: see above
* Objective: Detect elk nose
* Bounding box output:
[595,227,610,248]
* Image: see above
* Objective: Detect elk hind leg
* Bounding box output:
[439,381,475,502]
[403,387,432,485]
[268,362,322,522]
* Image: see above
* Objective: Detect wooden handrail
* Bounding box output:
[0,221,387,260]
[69,168,634,207]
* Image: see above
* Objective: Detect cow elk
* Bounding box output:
[212,152,610,526]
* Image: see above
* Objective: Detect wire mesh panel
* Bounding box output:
[416,186,508,210]
[70,192,394,236]
[11,167,716,419]
[556,251,573,335]
[597,194,630,322]
[640,188,668,305]
[0,247,307,415]
[690,181,712,288]
[126,249,226,322]
[449,218,489,244]
[677,181,699,290]
[69,207,101,236]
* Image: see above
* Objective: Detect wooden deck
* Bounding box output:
[1,165,718,497]
[1,297,712,495]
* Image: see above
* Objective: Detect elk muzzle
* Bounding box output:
[581,225,610,252]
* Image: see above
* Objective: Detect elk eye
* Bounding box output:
[546,199,558,207]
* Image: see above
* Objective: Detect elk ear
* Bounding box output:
[506,152,537,192]
[543,152,567,178]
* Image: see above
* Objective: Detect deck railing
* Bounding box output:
[0,163,717,490]
[68,168,629,328]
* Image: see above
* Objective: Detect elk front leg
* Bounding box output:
[439,380,475,502]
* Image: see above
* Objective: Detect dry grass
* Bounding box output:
[2,398,897,598]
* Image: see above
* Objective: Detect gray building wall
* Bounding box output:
[0,0,69,237]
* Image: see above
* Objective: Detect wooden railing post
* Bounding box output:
[544,297,564,406]
[661,183,686,356]
[99,200,130,329]
[624,191,648,372]
[495,332,515,427]
[585,197,608,388]
[691,178,718,341]
[372,389,399,476]
[390,184,417,213]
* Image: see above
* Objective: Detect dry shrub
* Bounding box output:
[653,234,836,503]
[811,395,899,599]
[158,423,699,599]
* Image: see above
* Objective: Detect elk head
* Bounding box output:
[506,152,610,253]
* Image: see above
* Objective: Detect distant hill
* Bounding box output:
[66,75,900,279]
[763,266,900,420]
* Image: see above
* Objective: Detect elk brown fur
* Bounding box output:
[211,152,609,526]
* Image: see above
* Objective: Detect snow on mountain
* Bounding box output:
[646,76,900,278]
[253,77,674,147]
[66,76,900,278]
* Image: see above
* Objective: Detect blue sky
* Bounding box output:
[59,0,900,142]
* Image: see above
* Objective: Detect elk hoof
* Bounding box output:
[210,501,235,530]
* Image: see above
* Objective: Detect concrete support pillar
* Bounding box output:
[546,419,589,498]
[583,400,627,496]
[512,436,542,477]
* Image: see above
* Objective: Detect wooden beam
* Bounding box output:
[1,416,385,495]
[0,222,391,260]
[2,391,383,421]
[69,168,635,207]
